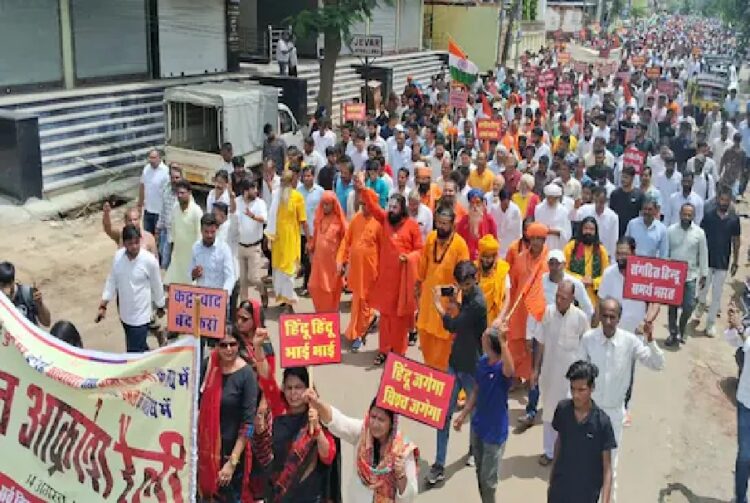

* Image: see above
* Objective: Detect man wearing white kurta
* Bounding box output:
[533,184,572,251]
[486,190,522,259]
[577,297,665,502]
[531,280,589,464]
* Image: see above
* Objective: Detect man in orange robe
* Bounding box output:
[505,216,534,270]
[506,222,548,381]
[415,162,442,212]
[336,195,381,351]
[437,178,467,223]
[355,173,423,364]
[309,191,347,313]
[416,203,470,371]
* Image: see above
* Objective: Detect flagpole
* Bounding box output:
[504,258,543,320]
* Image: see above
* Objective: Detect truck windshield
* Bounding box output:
[168,101,220,153]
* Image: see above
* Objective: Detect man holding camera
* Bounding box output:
[426,260,487,485]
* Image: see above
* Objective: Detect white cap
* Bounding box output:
[548,249,565,263]
[544,184,563,197]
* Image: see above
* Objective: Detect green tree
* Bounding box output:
[289,0,391,115]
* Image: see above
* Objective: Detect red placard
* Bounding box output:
[279,312,341,367]
[622,145,646,172]
[376,353,455,429]
[539,70,556,88]
[557,81,573,98]
[476,118,503,141]
[449,88,468,110]
[646,66,661,80]
[573,61,589,73]
[657,80,675,95]
[623,256,688,306]
[343,102,366,122]
[0,472,42,502]
[167,284,227,339]
[557,52,571,66]
[631,55,646,68]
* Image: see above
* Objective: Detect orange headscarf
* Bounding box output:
[313,190,347,240]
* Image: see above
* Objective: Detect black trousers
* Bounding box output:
[300,235,311,289]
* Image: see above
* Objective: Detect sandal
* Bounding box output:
[373,353,386,366]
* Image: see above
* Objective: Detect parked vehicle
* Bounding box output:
[164,81,303,188]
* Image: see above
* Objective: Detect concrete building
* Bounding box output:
[0,0,238,94]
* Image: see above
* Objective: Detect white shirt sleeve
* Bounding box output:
[148,255,166,308]
[323,406,364,446]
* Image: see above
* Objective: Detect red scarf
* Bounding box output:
[198,350,224,499]
[356,414,418,503]
[198,350,255,501]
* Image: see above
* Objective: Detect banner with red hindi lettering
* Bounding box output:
[376,353,454,429]
[279,313,341,367]
[0,292,199,502]
[622,256,688,306]
[476,119,503,142]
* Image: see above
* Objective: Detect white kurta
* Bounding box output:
[324,406,418,503]
[164,199,202,285]
[533,200,572,251]
[533,304,589,423]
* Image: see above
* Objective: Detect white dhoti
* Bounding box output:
[601,404,625,503]
[272,269,298,303]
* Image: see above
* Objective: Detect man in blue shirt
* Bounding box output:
[624,196,668,258]
[334,156,355,219]
[453,324,514,503]
[297,166,324,294]
[364,159,389,208]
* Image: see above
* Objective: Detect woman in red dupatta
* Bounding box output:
[260,366,337,503]
[198,331,258,502]
[306,393,419,502]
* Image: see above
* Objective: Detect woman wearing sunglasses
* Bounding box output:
[198,330,259,502]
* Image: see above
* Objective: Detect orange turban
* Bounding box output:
[416,164,431,178]
[526,223,549,238]
[478,234,499,255]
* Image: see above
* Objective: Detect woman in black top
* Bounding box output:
[198,330,258,502]
[269,367,338,503]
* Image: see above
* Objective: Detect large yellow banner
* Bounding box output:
[0,294,199,502]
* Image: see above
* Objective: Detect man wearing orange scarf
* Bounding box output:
[476,234,511,323]
[337,195,381,351]
[506,222,548,381]
[415,162,442,212]
[309,191,347,312]
[355,173,423,364]
[415,204,470,371]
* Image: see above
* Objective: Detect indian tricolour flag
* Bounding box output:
[448,38,478,88]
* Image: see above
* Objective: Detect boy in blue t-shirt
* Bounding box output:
[454,324,514,503]
[364,159,389,208]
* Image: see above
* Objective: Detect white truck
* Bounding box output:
[164,81,303,188]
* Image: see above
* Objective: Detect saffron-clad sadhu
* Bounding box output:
[476,234,511,323]
[355,173,423,365]
[416,203,470,371]
[309,191,347,313]
[505,217,533,270]
[336,198,381,348]
[415,162,442,212]
[507,222,548,380]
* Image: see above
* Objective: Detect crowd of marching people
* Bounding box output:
[3,12,750,503]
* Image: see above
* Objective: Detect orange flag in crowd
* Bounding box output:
[521,259,546,322]
[481,93,492,117]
